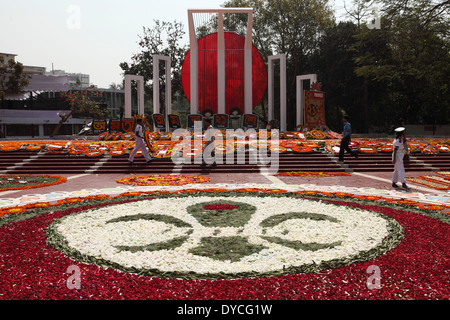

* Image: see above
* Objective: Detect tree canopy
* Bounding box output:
[0,56,30,101]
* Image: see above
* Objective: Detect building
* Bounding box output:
[0,53,88,138]
[0,52,134,138]
[0,52,18,63]
[46,70,90,89]
[1,52,46,75]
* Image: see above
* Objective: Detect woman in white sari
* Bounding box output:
[392,127,410,190]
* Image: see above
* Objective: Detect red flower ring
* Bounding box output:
[0,195,448,300]
[203,204,238,211]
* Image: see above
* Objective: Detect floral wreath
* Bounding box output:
[308,130,327,140]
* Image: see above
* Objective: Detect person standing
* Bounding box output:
[392,127,410,190]
[339,115,358,162]
[128,118,152,164]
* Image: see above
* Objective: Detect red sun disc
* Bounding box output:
[181,32,268,115]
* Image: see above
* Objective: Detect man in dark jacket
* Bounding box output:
[339,115,358,162]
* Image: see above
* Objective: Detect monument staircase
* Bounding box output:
[1,150,449,175]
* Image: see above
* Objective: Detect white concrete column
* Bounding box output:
[138,79,145,116]
[153,55,172,131]
[244,10,253,115]
[38,124,44,137]
[153,61,160,115]
[217,12,226,114]
[188,10,199,115]
[268,54,287,132]
[124,74,145,119]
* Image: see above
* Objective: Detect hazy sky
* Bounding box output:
[1,0,349,88]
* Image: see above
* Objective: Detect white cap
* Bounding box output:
[395,127,406,133]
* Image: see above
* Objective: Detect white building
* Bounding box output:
[45,70,90,89]
[0,53,91,138]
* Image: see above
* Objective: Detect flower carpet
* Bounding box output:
[0,185,448,300]
[275,172,352,177]
[116,175,211,187]
[407,175,450,190]
[1,135,450,158]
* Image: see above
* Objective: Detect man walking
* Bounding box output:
[339,115,358,162]
[128,118,152,164]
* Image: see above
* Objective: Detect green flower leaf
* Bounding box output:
[115,236,190,253]
[189,236,266,262]
[262,236,341,251]
[260,212,339,228]
[106,213,192,228]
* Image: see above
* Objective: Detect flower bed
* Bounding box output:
[116,174,211,186]
[407,175,450,190]
[276,172,352,177]
[0,175,67,192]
[1,138,449,158]
[0,189,448,300]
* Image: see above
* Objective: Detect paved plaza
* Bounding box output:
[1,171,449,213]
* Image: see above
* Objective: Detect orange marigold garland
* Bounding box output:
[0,142,23,152]
[308,130,327,140]
[406,175,450,190]
[25,144,44,152]
[276,172,351,177]
[291,145,313,154]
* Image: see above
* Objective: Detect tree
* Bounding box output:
[380,0,449,26]
[353,3,450,128]
[343,0,378,27]
[222,0,335,129]
[109,82,123,90]
[120,20,188,116]
[0,56,30,101]
[50,86,107,137]
[311,22,368,132]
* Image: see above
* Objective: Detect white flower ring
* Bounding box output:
[47,195,403,279]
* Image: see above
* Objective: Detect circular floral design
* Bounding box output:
[291,145,313,153]
[46,196,402,279]
[0,190,448,299]
[116,175,211,186]
[308,130,327,140]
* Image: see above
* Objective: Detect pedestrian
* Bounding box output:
[128,118,152,164]
[201,118,216,167]
[392,127,410,190]
[338,115,358,162]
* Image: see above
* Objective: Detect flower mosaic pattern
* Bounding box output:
[47,196,402,279]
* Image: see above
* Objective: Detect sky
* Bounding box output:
[1,0,349,89]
